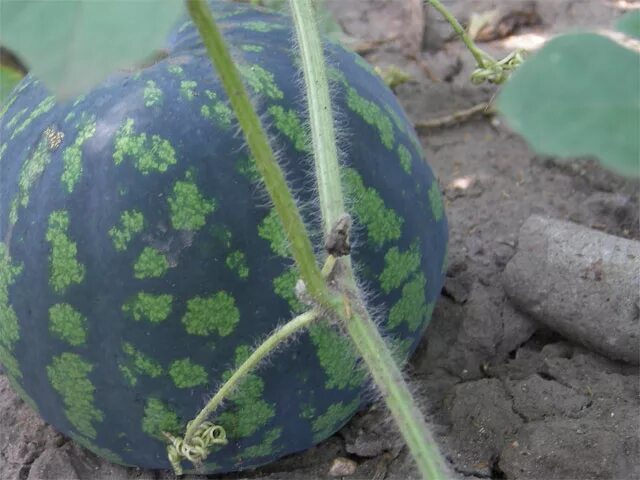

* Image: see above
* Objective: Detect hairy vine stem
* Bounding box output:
[425,0,494,67]
[179,1,448,478]
[185,0,330,307]
[425,0,525,85]
[290,0,344,233]
[182,309,321,443]
[290,1,446,478]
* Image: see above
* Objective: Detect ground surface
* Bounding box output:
[1,1,639,479]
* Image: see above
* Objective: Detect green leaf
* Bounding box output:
[0,64,24,104]
[616,11,640,39]
[497,33,640,177]
[0,1,184,99]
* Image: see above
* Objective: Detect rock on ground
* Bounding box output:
[503,215,640,364]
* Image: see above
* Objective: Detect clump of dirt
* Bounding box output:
[1,1,638,479]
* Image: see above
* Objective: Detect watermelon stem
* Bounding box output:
[424,0,495,68]
[289,0,345,235]
[182,308,321,444]
[185,0,330,307]
[425,0,525,84]
[290,1,447,479]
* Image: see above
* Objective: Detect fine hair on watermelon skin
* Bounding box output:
[0,0,448,473]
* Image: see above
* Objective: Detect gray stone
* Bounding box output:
[503,215,640,364]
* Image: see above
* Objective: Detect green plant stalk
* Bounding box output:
[347,311,446,479]
[289,1,446,478]
[185,0,329,306]
[289,0,345,233]
[183,308,321,442]
[425,0,494,67]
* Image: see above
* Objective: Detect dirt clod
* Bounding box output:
[328,456,357,477]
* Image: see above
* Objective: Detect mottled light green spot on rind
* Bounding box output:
[180,80,197,101]
[258,209,289,257]
[0,144,6,163]
[168,176,216,231]
[242,20,285,32]
[142,398,182,440]
[240,428,282,458]
[428,181,444,221]
[123,292,172,323]
[143,80,163,107]
[10,135,53,226]
[239,64,284,100]
[169,358,208,388]
[226,250,249,279]
[388,273,429,330]
[120,342,163,387]
[211,225,232,249]
[201,90,233,127]
[113,118,177,174]
[236,156,260,182]
[0,244,23,379]
[397,144,412,174]
[312,397,360,443]
[109,209,145,251]
[300,403,315,420]
[385,104,407,134]
[379,241,421,293]
[331,69,394,149]
[46,210,85,294]
[241,44,263,52]
[218,346,275,439]
[268,105,309,152]
[343,168,403,248]
[168,65,184,76]
[61,117,96,193]
[308,323,365,390]
[70,433,125,465]
[346,88,394,149]
[6,108,28,130]
[133,247,168,279]
[10,95,56,139]
[47,353,103,439]
[273,268,304,313]
[182,292,239,336]
[0,95,17,120]
[49,303,86,346]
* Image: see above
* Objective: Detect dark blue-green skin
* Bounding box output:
[0,1,447,473]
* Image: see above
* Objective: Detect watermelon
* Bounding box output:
[0,0,447,473]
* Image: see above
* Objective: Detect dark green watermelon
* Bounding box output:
[0,0,447,473]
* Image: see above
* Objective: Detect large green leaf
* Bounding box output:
[497,33,640,177]
[0,1,184,99]
[0,64,24,104]
[617,11,640,39]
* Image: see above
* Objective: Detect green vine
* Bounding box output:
[174,1,449,478]
[185,0,329,307]
[425,0,525,84]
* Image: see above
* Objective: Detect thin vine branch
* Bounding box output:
[290,0,345,234]
[185,0,330,307]
[346,311,446,480]
[425,0,494,67]
[183,308,321,443]
[290,1,447,478]
[425,0,525,84]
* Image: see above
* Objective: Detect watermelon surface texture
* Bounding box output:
[0,0,447,473]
